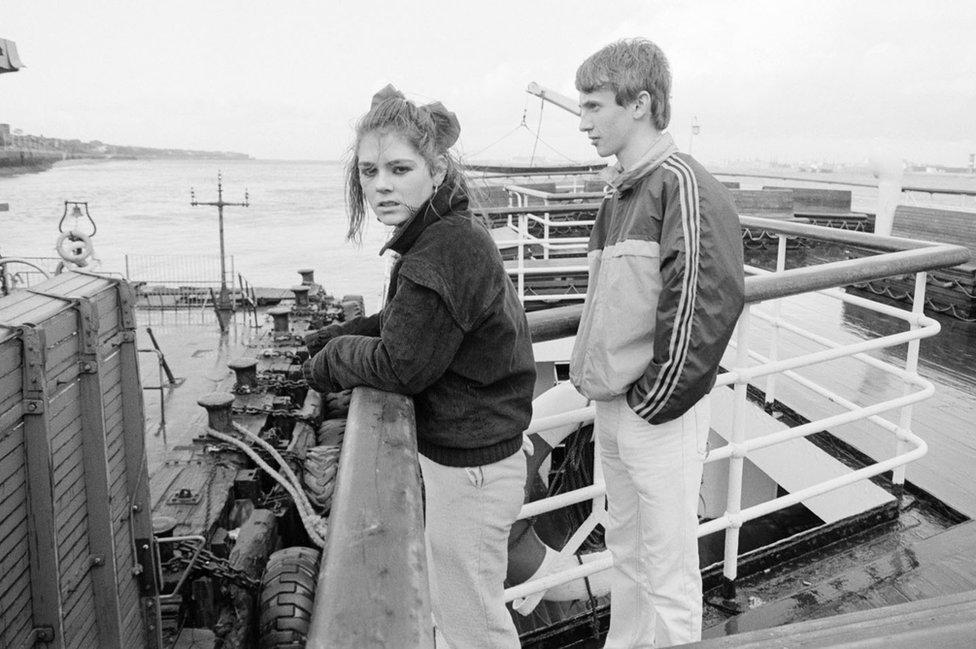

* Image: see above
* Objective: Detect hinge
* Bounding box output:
[21,326,47,415]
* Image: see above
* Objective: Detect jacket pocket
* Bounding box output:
[574,240,662,399]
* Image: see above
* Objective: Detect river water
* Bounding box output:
[1,158,392,309]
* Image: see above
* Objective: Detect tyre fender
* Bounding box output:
[258,546,321,649]
[508,382,611,613]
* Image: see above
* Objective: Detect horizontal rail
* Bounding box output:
[474,202,603,216]
[505,185,605,202]
[506,265,588,276]
[522,219,969,340]
[715,170,976,197]
[466,163,605,175]
[495,237,590,247]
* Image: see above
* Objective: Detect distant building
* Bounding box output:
[0,123,10,147]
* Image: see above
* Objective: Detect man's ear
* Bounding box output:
[632,91,652,120]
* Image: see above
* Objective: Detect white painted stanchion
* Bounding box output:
[870,148,904,237]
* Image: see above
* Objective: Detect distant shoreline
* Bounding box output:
[0,154,263,178]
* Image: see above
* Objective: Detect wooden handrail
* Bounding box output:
[306,388,434,648]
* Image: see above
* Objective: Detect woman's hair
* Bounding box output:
[345,86,471,243]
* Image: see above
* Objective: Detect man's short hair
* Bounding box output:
[576,38,671,131]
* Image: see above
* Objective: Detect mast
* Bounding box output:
[526,82,581,117]
[190,172,249,331]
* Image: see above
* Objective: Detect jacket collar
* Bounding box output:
[604,132,679,194]
[380,184,470,256]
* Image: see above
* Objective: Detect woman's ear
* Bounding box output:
[432,155,448,187]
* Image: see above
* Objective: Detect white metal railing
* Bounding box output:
[493,210,593,303]
[505,184,605,208]
[503,232,942,612]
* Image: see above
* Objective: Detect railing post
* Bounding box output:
[871,151,904,237]
[517,212,527,301]
[722,307,752,596]
[893,272,926,493]
[763,235,788,409]
[543,210,551,260]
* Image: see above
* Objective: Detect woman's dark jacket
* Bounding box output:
[306,187,536,467]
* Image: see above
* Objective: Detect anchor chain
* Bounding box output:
[230,404,318,423]
[231,376,307,395]
[164,541,262,591]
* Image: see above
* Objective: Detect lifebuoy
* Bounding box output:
[508,381,612,615]
[55,230,94,266]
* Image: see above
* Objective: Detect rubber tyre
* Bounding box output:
[258,546,321,649]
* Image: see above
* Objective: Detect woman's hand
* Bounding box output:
[304,324,343,357]
[302,355,339,394]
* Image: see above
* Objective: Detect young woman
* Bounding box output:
[303,85,535,648]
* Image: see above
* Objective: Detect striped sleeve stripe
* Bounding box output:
[635,155,702,419]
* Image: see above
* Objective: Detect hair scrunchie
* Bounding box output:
[369,84,461,149]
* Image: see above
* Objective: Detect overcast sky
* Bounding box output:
[3,1,975,166]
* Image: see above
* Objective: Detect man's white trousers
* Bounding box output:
[596,394,710,648]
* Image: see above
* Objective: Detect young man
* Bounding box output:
[570,39,745,647]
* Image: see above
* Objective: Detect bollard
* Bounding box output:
[268,306,290,333]
[197,392,236,433]
[291,285,310,307]
[298,268,315,286]
[228,357,259,391]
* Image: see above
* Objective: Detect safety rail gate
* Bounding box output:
[0,271,160,649]
[308,217,969,648]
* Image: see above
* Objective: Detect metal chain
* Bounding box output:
[165,541,262,591]
[230,404,318,423]
[256,372,308,390]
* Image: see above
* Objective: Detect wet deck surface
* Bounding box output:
[703,512,976,636]
[136,309,264,473]
[692,588,976,648]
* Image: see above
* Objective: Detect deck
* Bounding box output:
[694,523,976,647]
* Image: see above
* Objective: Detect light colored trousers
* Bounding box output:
[596,394,710,648]
[419,451,526,649]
